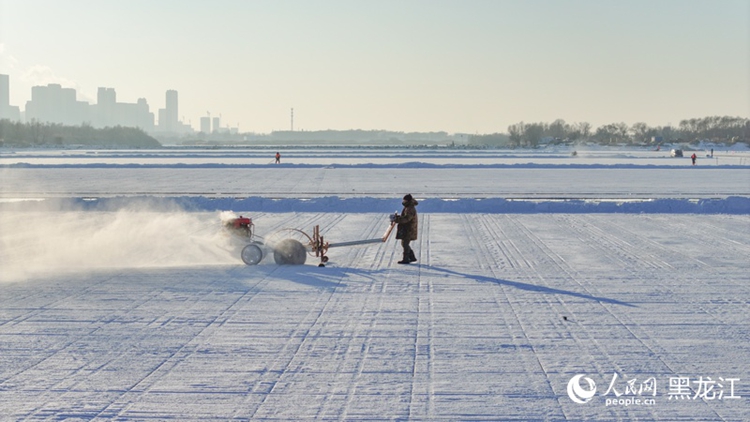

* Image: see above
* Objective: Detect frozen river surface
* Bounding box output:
[2,148,749,199]
[0,147,748,421]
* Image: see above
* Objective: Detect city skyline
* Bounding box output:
[1,76,199,134]
[1,0,748,134]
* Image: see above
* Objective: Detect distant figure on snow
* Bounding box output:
[691,153,697,165]
[275,152,281,164]
[391,194,418,264]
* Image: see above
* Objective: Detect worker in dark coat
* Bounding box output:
[393,194,418,264]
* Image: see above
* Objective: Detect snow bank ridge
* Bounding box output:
[6,196,749,214]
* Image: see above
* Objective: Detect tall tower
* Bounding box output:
[291,107,294,131]
[0,74,21,121]
[0,74,9,110]
[165,90,178,132]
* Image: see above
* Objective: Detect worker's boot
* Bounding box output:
[398,252,411,264]
[408,250,417,262]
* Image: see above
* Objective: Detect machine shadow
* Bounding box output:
[245,262,634,308]
[421,265,635,308]
[261,264,389,291]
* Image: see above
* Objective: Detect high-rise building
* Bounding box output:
[22,83,153,130]
[212,116,221,133]
[25,83,88,125]
[0,74,9,109]
[200,116,211,134]
[96,87,117,127]
[163,90,178,132]
[91,87,153,130]
[0,74,21,121]
[156,90,180,132]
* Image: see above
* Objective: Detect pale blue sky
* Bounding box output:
[1,0,748,133]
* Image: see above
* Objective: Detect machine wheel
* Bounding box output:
[273,239,307,265]
[241,243,264,265]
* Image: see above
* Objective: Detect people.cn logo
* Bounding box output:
[567,374,597,404]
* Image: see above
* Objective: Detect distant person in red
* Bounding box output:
[691,153,697,165]
[275,152,281,164]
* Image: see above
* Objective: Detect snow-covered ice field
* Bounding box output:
[1,147,749,421]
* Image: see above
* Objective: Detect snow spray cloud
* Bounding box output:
[0,200,244,283]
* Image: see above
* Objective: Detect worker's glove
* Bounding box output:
[389,212,398,223]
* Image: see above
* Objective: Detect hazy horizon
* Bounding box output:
[1,0,748,134]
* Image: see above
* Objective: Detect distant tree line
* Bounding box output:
[470,116,749,148]
[0,119,161,148]
[2,116,747,149]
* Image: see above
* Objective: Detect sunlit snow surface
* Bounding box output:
[1,147,748,421]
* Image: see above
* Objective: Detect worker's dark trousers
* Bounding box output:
[402,239,416,261]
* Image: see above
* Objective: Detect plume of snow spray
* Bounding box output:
[0,203,245,283]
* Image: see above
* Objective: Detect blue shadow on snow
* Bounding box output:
[422,265,636,308]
